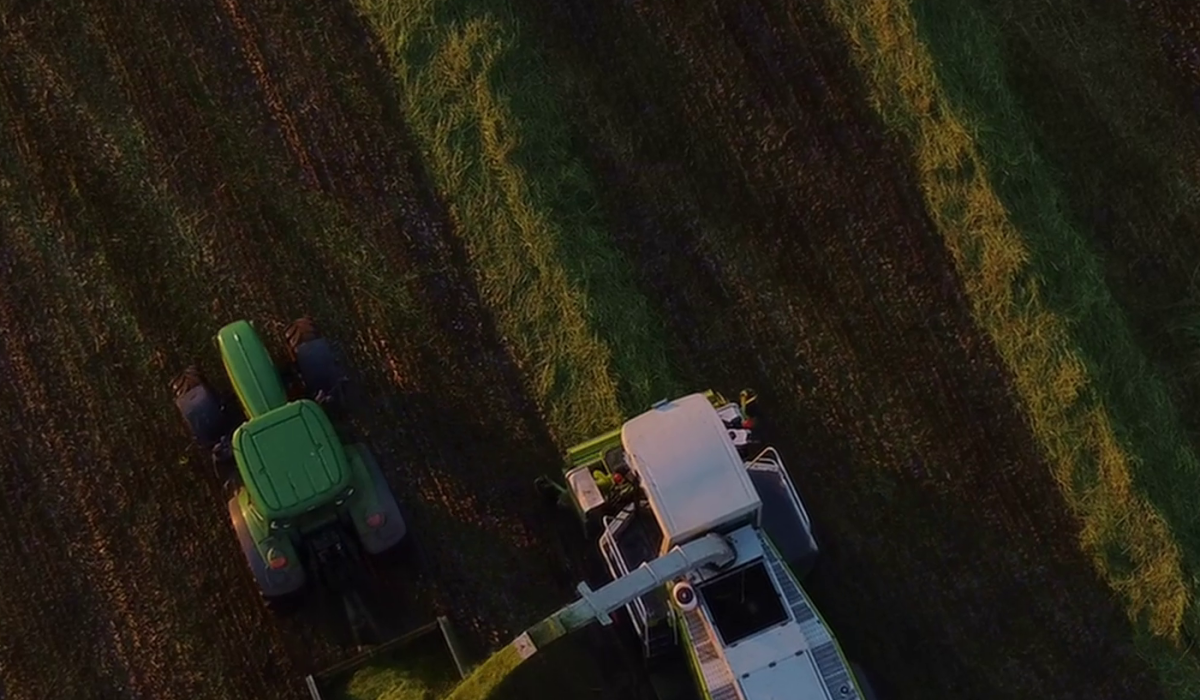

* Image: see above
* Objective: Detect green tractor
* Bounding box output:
[171,317,407,639]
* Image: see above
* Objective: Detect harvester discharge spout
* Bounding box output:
[440,532,736,700]
[515,532,735,657]
[558,532,734,630]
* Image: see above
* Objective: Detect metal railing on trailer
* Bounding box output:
[303,615,471,700]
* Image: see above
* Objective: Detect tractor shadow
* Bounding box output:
[330,378,593,655]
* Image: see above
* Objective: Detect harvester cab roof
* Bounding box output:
[518,392,875,700]
[620,393,763,551]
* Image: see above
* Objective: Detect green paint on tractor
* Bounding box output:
[232,399,352,522]
[172,316,409,618]
[218,319,288,418]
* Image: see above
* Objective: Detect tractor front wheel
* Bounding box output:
[172,366,229,449]
[285,316,349,408]
[211,436,240,490]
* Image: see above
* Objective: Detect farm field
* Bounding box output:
[2,1,1200,700]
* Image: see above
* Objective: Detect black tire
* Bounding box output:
[172,366,229,449]
[263,589,306,615]
[285,316,348,406]
[349,444,408,555]
[285,315,320,353]
[228,494,308,605]
[210,436,239,487]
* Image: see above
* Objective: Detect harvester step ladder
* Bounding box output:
[681,608,741,700]
[762,535,858,699]
[761,534,827,645]
[811,641,859,700]
[599,504,651,640]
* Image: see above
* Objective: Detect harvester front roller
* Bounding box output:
[285,316,349,407]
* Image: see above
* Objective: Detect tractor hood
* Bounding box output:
[232,399,351,521]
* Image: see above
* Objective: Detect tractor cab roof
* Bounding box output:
[621,393,761,551]
[232,399,351,521]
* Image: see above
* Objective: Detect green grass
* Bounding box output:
[822,0,1200,692]
[326,630,463,700]
[440,645,521,700]
[334,0,694,695]
[350,0,682,448]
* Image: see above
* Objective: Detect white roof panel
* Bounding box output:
[738,650,828,700]
[621,393,761,549]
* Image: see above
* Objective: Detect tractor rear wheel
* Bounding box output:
[263,590,305,615]
[170,366,203,398]
[172,366,229,449]
[285,316,349,408]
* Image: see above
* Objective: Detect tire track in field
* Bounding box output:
[0,45,282,694]
[0,251,120,700]
[216,0,319,189]
[1,10,338,698]
[2,2,593,697]
[529,0,1161,697]
[0,233,142,696]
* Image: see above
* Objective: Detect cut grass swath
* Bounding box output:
[822,0,1200,692]
[350,0,682,447]
[335,0,690,695]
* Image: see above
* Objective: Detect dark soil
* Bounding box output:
[0,1,616,698]
[518,0,1164,697]
[0,0,1175,698]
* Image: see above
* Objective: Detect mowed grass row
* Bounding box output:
[350,0,682,446]
[939,0,1200,591]
[338,0,689,697]
[823,0,1200,692]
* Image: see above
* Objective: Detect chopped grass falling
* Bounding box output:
[440,645,521,700]
[328,632,463,700]
[822,0,1200,692]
